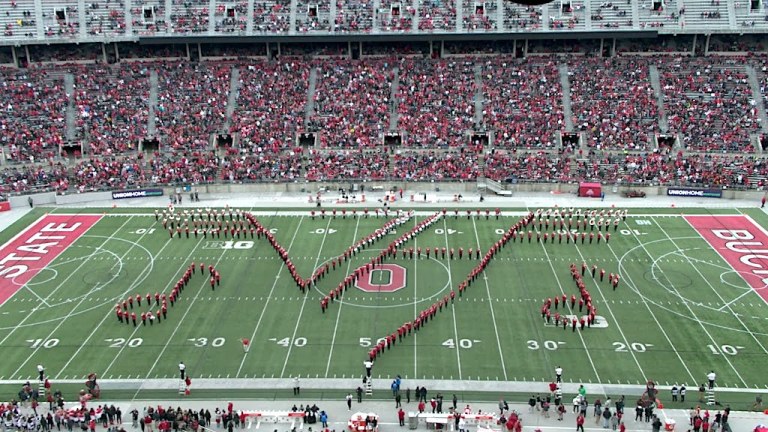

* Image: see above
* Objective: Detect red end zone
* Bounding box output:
[685,214,768,303]
[0,214,102,305]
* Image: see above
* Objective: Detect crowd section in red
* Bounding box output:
[2,54,768,194]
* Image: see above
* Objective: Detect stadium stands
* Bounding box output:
[309,60,393,148]
[568,57,658,151]
[481,57,564,149]
[232,61,309,151]
[659,57,760,152]
[396,59,475,148]
[3,1,768,192]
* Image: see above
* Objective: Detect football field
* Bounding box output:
[0,206,767,393]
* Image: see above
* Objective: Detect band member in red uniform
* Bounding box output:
[210,276,216,291]
[131,312,137,327]
[141,312,147,326]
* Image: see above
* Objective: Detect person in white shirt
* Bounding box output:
[179,362,186,379]
[363,360,373,378]
[37,365,45,381]
[707,371,716,389]
[555,366,563,383]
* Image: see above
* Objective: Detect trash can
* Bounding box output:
[408,412,418,430]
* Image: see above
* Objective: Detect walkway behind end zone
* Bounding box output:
[0,214,102,305]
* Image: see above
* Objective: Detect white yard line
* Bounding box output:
[323,216,361,377]
[9,216,139,378]
[235,216,305,377]
[469,217,507,381]
[56,236,171,377]
[603,242,698,385]
[563,229,647,382]
[23,286,51,307]
[412,216,419,379]
[529,211,603,388]
[718,289,759,311]
[279,217,333,378]
[98,234,204,378]
[670,217,768,365]
[0,216,130,349]
[131,220,243,397]
[632,217,747,386]
[440,217,463,379]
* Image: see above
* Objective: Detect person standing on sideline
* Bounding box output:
[452,394,457,410]
[364,360,373,378]
[293,377,300,395]
[356,387,363,403]
[555,366,563,383]
[671,385,678,402]
[346,393,353,411]
[37,365,45,381]
[680,385,687,403]
[179,362,186,379]
[576,413,585,432]
[707,371,716,389]
[398,409,405,427]
[395,393,402,408]
[762,194,766,208]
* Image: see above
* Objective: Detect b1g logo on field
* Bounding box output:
[355,264,407,293]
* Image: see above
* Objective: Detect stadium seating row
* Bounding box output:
[0,0,763,41]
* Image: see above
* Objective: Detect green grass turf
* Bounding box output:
[0,208,767,399]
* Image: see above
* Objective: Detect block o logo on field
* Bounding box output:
[356,264,407,293]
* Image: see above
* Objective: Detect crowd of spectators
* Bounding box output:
[417,0,456,32]
[0,67,67,162]
[304,149,389,180]
[85,0,127,36]
[129,0,169,35]
[461,1,497,31]
[484,150,571,182]
[568,57,658,151]
[296,0,332,33]
[169,0,209,33]
[232,61,309,152]
[309,60,394,148]
[660,57,760,152]
[392,150,480,180]
[333,0,374,33]
[502,3,542,30]
[253,0,292,33]
[4,53,768,193]
[397,58,475,148]
[482,57,564,149]
[73,64,149,155]
[379,0,414,32]
[156,61,231,152]
[213,1,248,33]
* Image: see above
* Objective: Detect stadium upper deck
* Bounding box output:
[0,0,767,45]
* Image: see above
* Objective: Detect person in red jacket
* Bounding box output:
[576,413,585,432]
[398,409,405,426]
